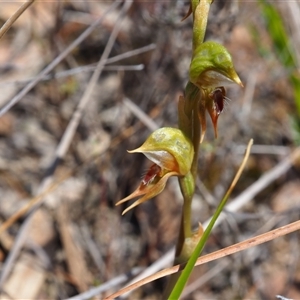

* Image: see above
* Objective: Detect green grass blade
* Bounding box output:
[168,140,253,299]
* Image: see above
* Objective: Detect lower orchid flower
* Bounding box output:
[116,127,194,215]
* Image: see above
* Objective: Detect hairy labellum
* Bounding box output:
[142,164,161,186]
[210,87,226,115]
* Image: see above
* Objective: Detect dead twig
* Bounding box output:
[0,43,155,86]
[105,218,300,299]
[65,267,144,300]
[123,97,159,131]
[0,172,71,236]
[0,0,35,40]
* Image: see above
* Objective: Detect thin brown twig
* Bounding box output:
[0,171,71,236]
[123,97,159,131]
[0,0,35,40]
[0,44,155,86]
[105,219,300,299]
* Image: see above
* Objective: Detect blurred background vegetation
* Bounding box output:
[0,1,299,299]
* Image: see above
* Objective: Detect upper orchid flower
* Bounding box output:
[189,41,243,142]
[116,127,194,215]
[190,41,243,89]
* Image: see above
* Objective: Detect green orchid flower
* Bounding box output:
[190,41,243,89]
[116,127,194,215]
[189,41,243,142]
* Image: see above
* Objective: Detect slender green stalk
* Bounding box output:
[193,0,214,52]
[175,81,201,260]
[167,0,213,290]
[191,91,201,180]
[174,0,213,265]
[168,139,253,299]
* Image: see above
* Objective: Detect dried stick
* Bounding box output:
[65,267,143,300]
[0,172,71,235]
[105,218,300,299]
[123,97,159,131]
[0,0,35,40]
[0,44,155,85]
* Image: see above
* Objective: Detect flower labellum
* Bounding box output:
[207,86,226,138]
[211,87,225,115]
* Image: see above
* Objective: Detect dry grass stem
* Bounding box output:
[0,172,71,235]
[224,138,253,200]
[123,97,159,131]
[105,219,300,299]
[0,0,35,40]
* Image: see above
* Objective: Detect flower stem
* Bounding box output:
[163,1,213,297]
[176,81,201,260]
[192,0,214,52]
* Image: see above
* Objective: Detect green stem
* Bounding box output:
[191,0,200,18]
[193,0,213,52]
[176,171,195,254]
[164,170,194,299]
[163,1,213,297]
[174,0,213,268]
[191,91,201,180]
[175,82,201,260]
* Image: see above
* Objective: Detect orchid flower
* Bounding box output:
[116,127,194,215]
[189,41,243,142]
